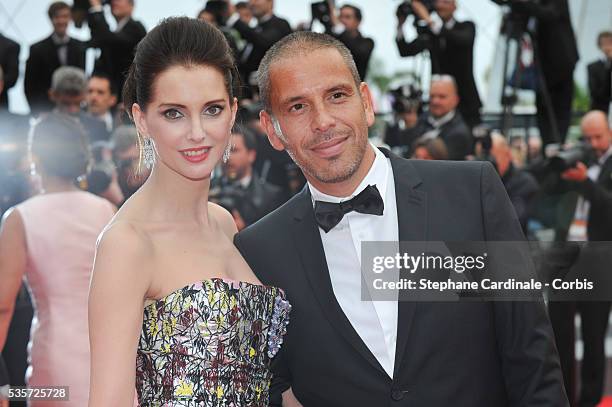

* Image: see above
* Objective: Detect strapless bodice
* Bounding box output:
[136,278,291,406]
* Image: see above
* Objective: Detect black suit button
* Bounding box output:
[391,389,405,401]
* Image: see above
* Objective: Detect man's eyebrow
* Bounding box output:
[279,84,355,106]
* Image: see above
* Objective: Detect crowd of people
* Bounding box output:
[0,0,610,406]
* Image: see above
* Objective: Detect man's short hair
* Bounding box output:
[257,31,361,113]
[232,124,257,152]
[90,71,117,95]
[341,4,362,22]
[413,136,449,160]
[51,66,87,95]
[597,31,612,47]
[48,1,70,19]
[430,74,458,93]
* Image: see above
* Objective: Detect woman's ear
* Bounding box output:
[131,103,148,136]
[230,97,238,128]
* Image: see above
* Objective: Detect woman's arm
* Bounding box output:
[88,222,151,406]
[0,208,27,351]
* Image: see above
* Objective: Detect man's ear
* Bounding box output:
[109,94,118,108]
[48,89,56,103]
[260,110,286,152]
[359,82,375,127]
[131,103,148,137]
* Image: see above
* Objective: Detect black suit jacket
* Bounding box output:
[396,20,481,125]
[333,30,374,80]
[87,12,146,95]
[587,59,611,114]
[235,150,567,407]
[233,15,292,87]
[575,155,612,241]
[25,35,87,115]
[511,0,578,87]
[0,33,20,109]
[413,111,473,160]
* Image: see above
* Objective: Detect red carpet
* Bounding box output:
[599,397,612,407]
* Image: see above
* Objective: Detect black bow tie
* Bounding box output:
[314,184,384,233]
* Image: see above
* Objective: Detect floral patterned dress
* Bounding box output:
[136,278,291,406]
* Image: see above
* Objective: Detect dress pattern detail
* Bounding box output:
[136,278,291,406]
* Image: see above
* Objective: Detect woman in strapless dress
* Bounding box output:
[88,17,292,406]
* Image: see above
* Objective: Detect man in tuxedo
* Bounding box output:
[413,75,472,160]
[25,1,86,116]
[396,0,481,128]
[0,32,19,110]
[234,31,567,406]
[510,0,579,146]
[547,110,612,407]
[587,31,612,115]
[227,0,292,95]
[324,4,374,81]
[87,0,146,97]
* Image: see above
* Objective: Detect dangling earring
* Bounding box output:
[143,137,156,169]
[222,139,232,163]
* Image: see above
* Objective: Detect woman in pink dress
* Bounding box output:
[0,113,115,406]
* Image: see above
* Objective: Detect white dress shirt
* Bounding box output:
[308,146,399,377]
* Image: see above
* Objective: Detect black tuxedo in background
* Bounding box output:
[511,0,578,145]
[396,21,481,128]
[233,15,292,91]
[235,149,568,407]
[24,36,87,115]
[413,111,473,160]
[543,154,612,407]
[87,11,146,96]
[0,33,20,109]
[587,59,611,115]
[332,30,374,80]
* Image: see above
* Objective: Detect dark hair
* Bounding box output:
[231,124,257,151]
[48,1,70,19]
[412,136,449,160]
[90,71,117,95]
[257,31,361,113]
[29,113,91,180]
[235,2,249,10]
[341,4,362,22]
[597,31,612,47]
[122,17,238,115]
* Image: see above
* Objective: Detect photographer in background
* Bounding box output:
[25,1,87,116]
[87,0,146,96]
[384,84,422,155]
[226,0,292,98]
[396,0,481,128]
[488,131,539,232]
[321,2,374,80]
[210,125,286,230]
[546,110,612,407]
[413,74,472,160]
[508,0,578,146]
[587,31,612,116]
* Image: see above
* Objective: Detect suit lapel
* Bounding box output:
[291,188,387,376]
[383,150,428,377]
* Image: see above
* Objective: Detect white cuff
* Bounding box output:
[89,5,103,13]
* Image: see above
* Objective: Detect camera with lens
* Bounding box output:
[311,1,333,27]
[396,0,436,20]
[545,142,593,173]
[209,179,249,215]
[472,125,494,162]
[389,84,423,114]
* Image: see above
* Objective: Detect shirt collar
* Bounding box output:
[116,16,130,32]
[308,144,389,206]
[51,33,70,45]
[427,110,456,128]
[598,146,612,166]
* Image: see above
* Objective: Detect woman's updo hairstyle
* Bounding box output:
[122,17,239,116]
